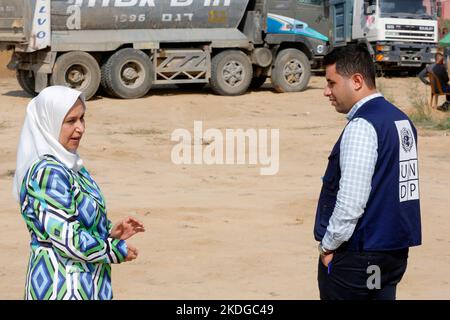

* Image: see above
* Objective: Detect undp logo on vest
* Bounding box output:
[400,127,414,153]
[395,121,419,203]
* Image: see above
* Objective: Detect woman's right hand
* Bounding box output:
[110,217,145,240]
[125,243,139,262]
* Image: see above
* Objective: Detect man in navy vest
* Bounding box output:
[314,44,421,300]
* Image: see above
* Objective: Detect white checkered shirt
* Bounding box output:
[321,93,382,251]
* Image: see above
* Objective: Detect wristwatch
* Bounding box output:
[318,243,334,257]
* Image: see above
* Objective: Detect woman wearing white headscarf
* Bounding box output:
[14,86,145,300]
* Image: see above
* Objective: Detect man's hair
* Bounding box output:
[323,44,376,89]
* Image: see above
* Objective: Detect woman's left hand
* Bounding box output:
[110,217,145,240]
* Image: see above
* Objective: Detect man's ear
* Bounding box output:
[351,73,365,90]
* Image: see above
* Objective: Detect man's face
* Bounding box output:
[324,64,356,114]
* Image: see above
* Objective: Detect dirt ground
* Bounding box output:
[0,52,14,78]
[0,52,449,299]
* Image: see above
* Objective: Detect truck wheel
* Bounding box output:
[271,49,310,93]
[210,50,252,96]
[50,51,101,100]
[101,48,153,99]
[16,70,36,97]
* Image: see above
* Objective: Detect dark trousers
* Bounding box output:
[443,84,450,101]
[318,249,408,300]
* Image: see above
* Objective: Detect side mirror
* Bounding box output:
[323,0,330,19]
[364,0,376,15]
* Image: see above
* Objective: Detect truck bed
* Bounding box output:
[0,0,26,44]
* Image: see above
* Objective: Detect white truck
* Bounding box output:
[327,0,439,72]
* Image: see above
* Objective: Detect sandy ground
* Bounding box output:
[0,52,449,299]
[0,52,14,78]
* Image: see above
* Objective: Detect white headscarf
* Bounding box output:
[13,86,85,202]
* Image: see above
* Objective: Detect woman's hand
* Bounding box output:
[110,217,145,240]
[125,243,138,262]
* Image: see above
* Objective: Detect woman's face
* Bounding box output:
[59,99,85,153]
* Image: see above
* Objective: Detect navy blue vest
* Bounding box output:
[314,97,421,251]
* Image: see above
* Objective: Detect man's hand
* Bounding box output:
[125,243,138,262]
[320,253,334,268]
[110,217,145,240]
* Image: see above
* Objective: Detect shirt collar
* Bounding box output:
[346,93,383,120]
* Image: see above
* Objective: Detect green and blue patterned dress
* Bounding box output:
[19,155,128,300]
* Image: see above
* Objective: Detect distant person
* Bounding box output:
[13,86,145,300]
[418,52,450,110]
[440,27,448,40]
[314,44,421,300]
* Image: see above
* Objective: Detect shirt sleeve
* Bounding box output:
[321,118,378,251]
[26,163,128,264]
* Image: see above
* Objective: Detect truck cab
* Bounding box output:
[266,0,329,62]
[328,0,438,71]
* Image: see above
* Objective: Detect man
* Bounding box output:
[314,44,421,300]
[418,51,450,110]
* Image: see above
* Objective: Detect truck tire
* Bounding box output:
[210,50,252,96]
[50,51,101,100]
[101,48,153,99]
[271,49,310,93]
[16,70,36,97]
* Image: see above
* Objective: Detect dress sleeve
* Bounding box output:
[107,219,114,235]
[26,162,128,264]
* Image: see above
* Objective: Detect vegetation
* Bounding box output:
[408,83,450,130]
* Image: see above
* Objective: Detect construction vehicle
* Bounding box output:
[0,0,329,99]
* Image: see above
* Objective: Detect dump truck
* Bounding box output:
[326,0,439,72]
[0,0,329,99]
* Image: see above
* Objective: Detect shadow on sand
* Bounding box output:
[3,76,331,101]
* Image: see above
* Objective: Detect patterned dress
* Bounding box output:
[19,155,128,300]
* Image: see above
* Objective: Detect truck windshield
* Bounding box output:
[379,0,435,19]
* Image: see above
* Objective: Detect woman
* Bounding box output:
[13,86,145,300]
